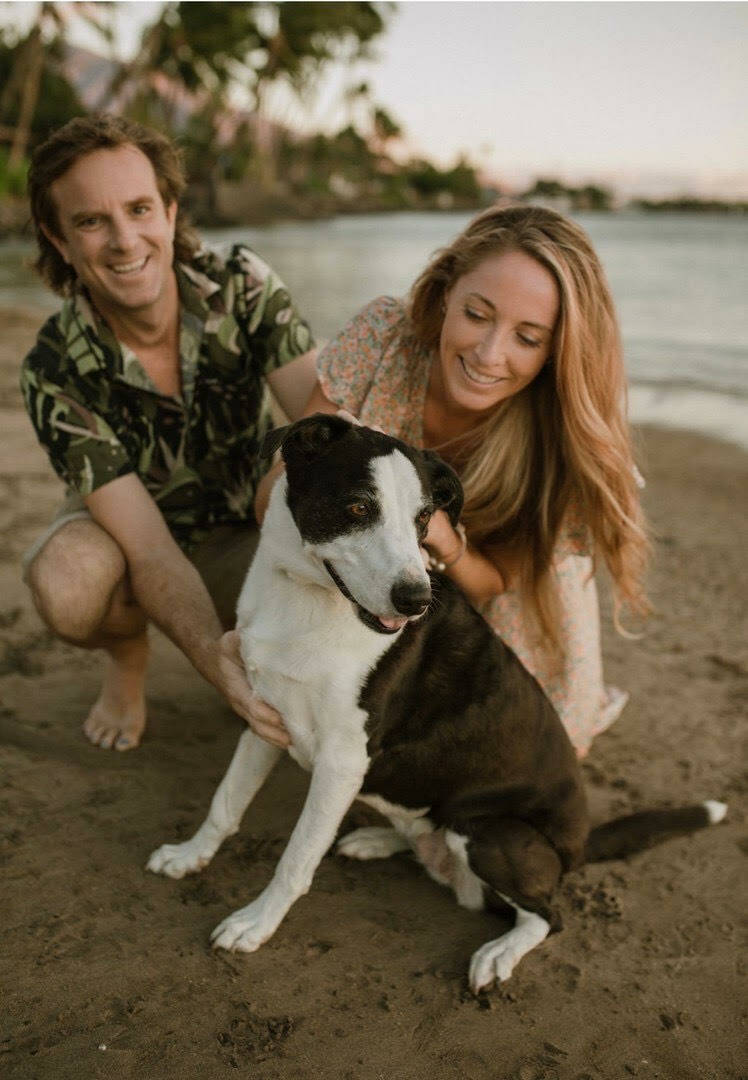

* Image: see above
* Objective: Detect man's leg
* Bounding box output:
[26,518,149,750]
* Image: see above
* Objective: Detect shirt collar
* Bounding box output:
[58,259,224,394]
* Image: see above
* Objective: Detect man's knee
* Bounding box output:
[27,519,130,644]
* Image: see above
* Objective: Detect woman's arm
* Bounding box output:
[423,510,505,606]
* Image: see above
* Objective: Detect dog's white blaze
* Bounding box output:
[356,451,428,613]
[311,449,429,618]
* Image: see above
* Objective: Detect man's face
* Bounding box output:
[45,143,178,318]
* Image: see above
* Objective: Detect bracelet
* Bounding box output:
[426,522,467,572]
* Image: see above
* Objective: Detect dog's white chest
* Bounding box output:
[240,601,388,776]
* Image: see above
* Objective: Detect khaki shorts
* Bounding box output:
[22,491,260,631]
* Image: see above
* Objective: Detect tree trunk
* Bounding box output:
[8,26,44,170]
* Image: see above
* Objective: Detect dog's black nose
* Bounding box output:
[391,578,431,616]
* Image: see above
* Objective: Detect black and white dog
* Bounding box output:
[148,414,726,992]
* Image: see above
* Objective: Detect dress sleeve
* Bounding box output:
[554,496,593,560]
[317,296,406,415]
[230,245,315,376]
[20,325,132,496]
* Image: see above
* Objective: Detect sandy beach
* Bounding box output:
[1,305,745,1080]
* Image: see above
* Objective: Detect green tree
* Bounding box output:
[524,177,568,201]
[113,3,393,188]
[0,2,111,168]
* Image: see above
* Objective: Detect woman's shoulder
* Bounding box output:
[319,295,409,368]
[352,295,408,338]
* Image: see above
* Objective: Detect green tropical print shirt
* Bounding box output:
[20,244,314,550]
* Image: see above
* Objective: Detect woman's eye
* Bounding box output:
[348,502,369,519]
[518,333,541,348]
[464,306,486,322]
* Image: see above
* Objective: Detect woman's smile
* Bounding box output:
[434,248,559,418]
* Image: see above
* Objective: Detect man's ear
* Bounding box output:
[260,413,354,461]
[421,450,464,526]
[165,200,177,238]
[40,222,70,264]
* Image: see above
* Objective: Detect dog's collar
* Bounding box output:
[323,559,406,636]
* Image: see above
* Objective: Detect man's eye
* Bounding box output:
[348,502,369,519]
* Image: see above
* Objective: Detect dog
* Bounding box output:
[147,414,726,992]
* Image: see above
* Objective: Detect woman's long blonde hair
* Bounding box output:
[408,203,650,652]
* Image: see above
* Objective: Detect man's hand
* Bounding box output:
[216,631,292,749]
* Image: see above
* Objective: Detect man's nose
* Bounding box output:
[107,214,138,251]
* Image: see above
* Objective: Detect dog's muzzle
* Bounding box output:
[323,560,430,635]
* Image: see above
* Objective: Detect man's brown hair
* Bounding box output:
[28,114,201,295]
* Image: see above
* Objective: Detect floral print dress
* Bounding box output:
[317,296,627,754]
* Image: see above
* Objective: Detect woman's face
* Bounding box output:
[437,249,559,416]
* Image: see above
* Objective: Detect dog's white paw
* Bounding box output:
[146,841,213,879]
[468,911,550,993]
[210,896,279,953]
[337,826,410,860]
[469,933,525,992]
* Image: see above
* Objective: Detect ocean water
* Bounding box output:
[2,211,746,450]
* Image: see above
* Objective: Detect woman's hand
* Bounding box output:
[423,510,465,566]
[214,630,292,749]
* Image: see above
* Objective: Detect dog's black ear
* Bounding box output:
[262,413,353,461]
[421,450,464,526]
[261,424,293,458]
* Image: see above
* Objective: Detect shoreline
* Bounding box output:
[2,304,747,458]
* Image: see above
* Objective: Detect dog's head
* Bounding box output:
[262,414,464,635]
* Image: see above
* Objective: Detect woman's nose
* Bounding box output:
[476,327,506,366]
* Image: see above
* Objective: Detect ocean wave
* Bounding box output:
[629,383,748,452]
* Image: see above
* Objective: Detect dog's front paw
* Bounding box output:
[146,841,212,879]
[210,895,280,953]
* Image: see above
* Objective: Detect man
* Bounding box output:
[20,114,315,750]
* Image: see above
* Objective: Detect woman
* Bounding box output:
[252,204,649,756]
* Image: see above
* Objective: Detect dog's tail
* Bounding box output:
[585,800,727,862]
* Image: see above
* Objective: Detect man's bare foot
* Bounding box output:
[83,632,149,751]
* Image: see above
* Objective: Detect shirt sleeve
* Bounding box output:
[230,245,315,375]
[316,296,406,415]
[20,323,133,496]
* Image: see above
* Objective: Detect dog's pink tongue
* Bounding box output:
[378,615,408,632]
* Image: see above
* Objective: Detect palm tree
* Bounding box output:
[0,2,111,168]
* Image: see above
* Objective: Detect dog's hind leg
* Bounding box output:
[337,826,411,860]
[147,730,282,879]
[464,819,563,992]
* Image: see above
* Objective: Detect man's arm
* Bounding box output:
[84,473,268,728]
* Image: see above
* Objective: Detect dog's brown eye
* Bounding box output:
[348,502,369,519]
[417,509,431,528]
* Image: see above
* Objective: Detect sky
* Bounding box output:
[3,0,747,198]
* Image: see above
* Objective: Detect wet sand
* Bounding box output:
[1,306,745,1080]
